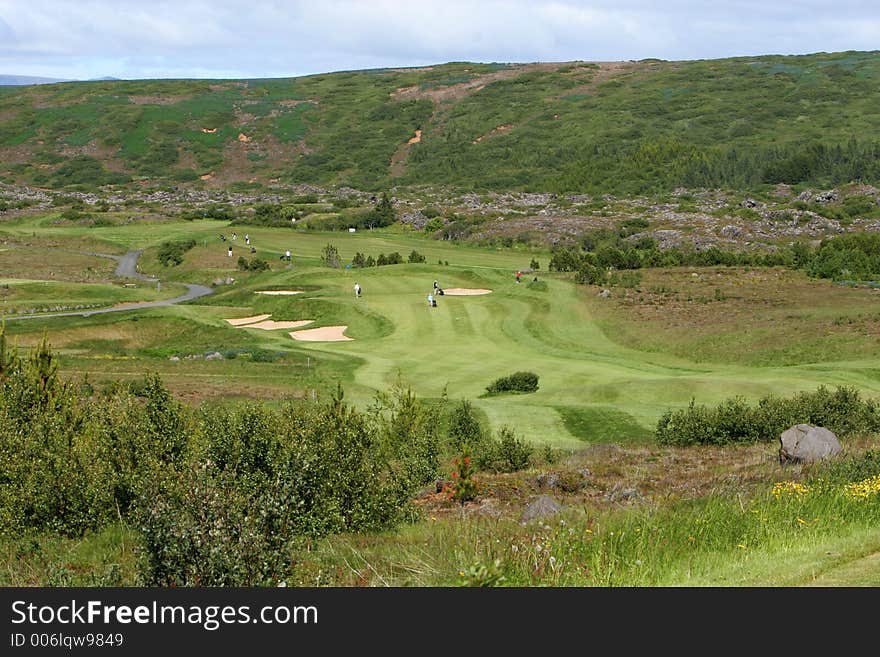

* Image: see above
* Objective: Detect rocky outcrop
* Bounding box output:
[779,424,842,464]
[520,495,562,522]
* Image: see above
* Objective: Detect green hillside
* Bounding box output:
[2,51,880,193]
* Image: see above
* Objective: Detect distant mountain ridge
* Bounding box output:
[1,50,879,194]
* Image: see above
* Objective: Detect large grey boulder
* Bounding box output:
[779,424,841,464]
[520,495,561,523]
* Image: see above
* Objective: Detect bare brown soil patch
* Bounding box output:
[278,99,319,108]
[390,129,424,177]
[128,95,185,105]
[391,63,560,104]
[558,60,664,99]
[472,124,514,144]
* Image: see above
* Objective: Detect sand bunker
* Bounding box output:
[441,288,493,296]
[255,290,304,296]
[240,319,314,331]
[225,314,271,326]
[289,326,353,342]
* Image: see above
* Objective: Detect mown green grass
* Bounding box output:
[0,278,186,314]
[7,222,880,447]
[6,219,880,585]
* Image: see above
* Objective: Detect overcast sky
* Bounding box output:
[1,1,878,80]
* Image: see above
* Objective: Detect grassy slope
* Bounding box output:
[6,218,880,448]
[2,51,880,192]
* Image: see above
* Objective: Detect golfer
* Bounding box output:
[354,282,362,298]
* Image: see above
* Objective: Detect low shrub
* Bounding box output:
[237,257,270,272]
[157,239,196,267]
[486,371,539,394]
[655,385,880,446]
[478,426,534,472]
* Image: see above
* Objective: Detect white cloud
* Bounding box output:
[0,1,877,79]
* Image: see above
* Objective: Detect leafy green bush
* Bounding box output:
[321,243,340,268]
[655,385,880,446]
[408,250,426,263]
[136,386,440,585]
[237,256,270,272]
[0,333,188,536]
[157,239,196,266]
[494,426,533,472]
[447,399,486,452]
[486,371,539,394]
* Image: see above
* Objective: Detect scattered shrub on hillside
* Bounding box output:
[447,399,485,451]
[0,332,445,577]
[655,385,880,446]
[488,426,533,473]
[352,252,367,268]
[450,449,478,504]
[486,371,539,395]
[137,385,440,585]
[408,250,426,263]
[157,239,196,267]
[424,217,445,233]
[807,232,880,281]
[0,332,190,536]
[181,203,236,221]
[374,252,402,266]
[354,192,396,229]
[321,243,340,268]
[530,258,540,270]
[237,257,270,272]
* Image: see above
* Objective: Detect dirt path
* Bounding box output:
[2,248,213,321]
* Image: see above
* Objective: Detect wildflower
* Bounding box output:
[737,544,747,549]
[772,481,810,499]
[797,517,806,525]
[584,528,593,534]
[844,474,880,500]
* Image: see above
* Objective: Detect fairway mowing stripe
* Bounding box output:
[414,303,437,342]
[447,301,475,336]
